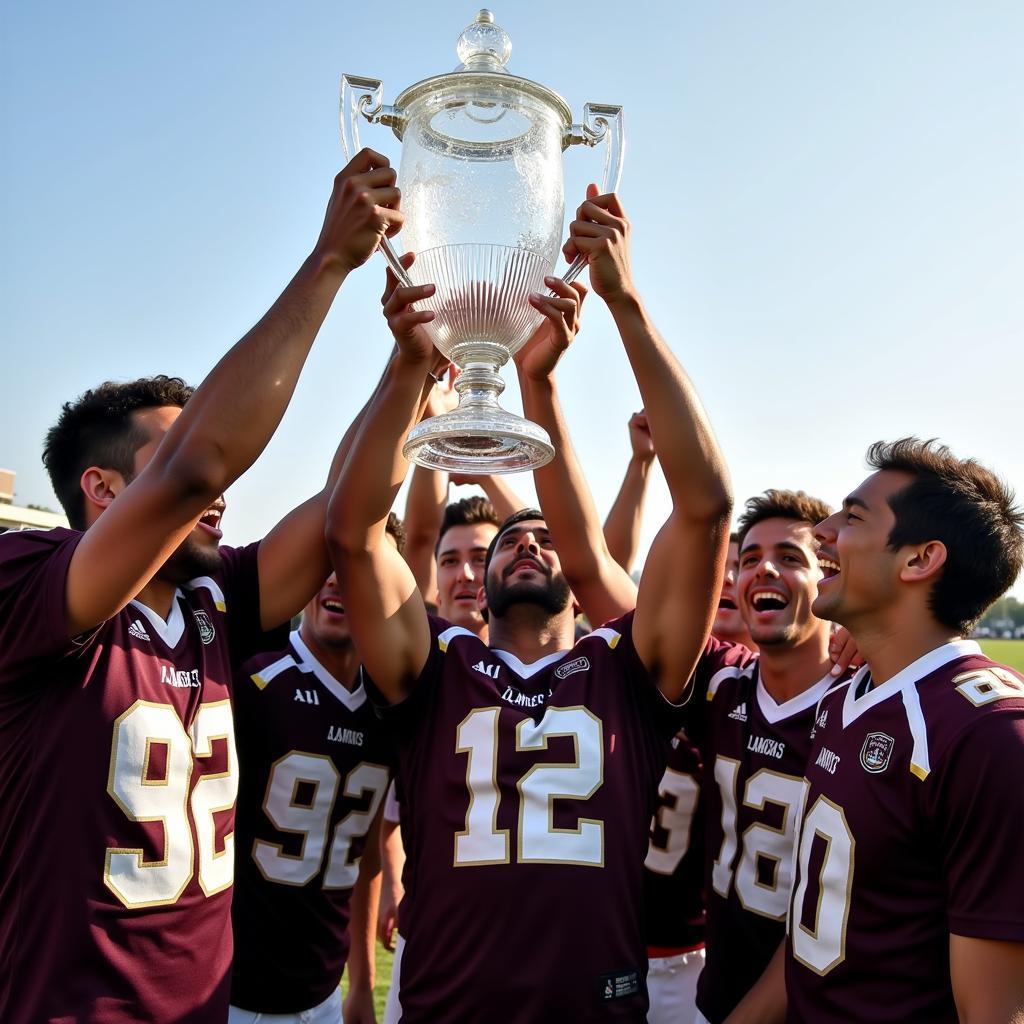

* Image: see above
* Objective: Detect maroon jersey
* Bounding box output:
[366,612,680,1023]
[786,642,1024,1023]
[643,727,706,952]
[0,527,271,1024]
[230,631,392,1013]
[688,641,836,1024]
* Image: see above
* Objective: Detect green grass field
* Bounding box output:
[979,639,1024,672]
[343,640,1024,1016]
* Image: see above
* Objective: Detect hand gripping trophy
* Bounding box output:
[342,9,624,473]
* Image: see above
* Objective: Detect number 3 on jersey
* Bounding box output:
[455,706,604,867]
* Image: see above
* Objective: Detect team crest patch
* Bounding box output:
[193,609,216,645]
[860,731,894,773]
[555,656,590,680]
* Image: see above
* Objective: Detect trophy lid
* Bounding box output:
[391,10,573,138]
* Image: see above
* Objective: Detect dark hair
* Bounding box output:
[866,438,1024,634]
[729,530,740,545]
[42,376,195,530]
[435,496,501,556]
[736,489,833,550]
[484,507,543,576]
[386,512,407,555]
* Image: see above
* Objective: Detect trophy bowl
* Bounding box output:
[342,9,623,473]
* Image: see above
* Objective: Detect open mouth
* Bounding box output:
[750,589,790,614]
[196,504,224,538]
[321,597,345,616]
[452,589,477,604]
[507,557,545,578]
[818,555,841,583]
[718,596,738,611]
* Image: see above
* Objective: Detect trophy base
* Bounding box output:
[403,407,554,475]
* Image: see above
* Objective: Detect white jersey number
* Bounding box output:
[790,795,855,975]
[712,757,808,919]
[254,753,389,889]
[645,768,700,875]
[455,706,604,867]
[105,700,238,909]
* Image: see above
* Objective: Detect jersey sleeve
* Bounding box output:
[217,542,289,668]
[930,709,1024,942]
[0,529,89,682]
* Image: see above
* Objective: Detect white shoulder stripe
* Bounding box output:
[438,625,476,652]
[250,653,298,690]
[901,683,931,780]
[183,575,227,612]
[707,663,750,701]
[589,626,622,650]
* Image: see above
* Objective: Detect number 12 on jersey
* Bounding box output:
[455,705,605,868]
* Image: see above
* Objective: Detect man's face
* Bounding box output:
[713,540,745,641]
[130,406,224,583]
[484,519,573,619]
[301,573,352,649]
[813,470,914,628]
[436,522,497,633]
[738,518,827,648]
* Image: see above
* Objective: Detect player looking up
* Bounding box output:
[520,343,839,1022]
[777,440,1024,1024]
[229,516,405,1024]
[327,188,732,1023]
[0,149,401,1024]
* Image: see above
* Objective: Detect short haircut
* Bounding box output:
[729,530,740,545]
[42,376,195,530]
[435,496,501,556]
[484,507,544,576]
[866,437,1024,635]
[736,489,833,551]
[386,512,407,555]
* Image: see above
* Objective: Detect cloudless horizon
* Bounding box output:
[3,1,1022,597]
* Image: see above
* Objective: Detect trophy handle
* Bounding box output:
[339,74,415,288]
[561,103,626,286]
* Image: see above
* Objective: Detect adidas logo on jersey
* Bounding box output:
[728,701,748,722]
[816,708,829,730]
[294,688,320,705]
[473,660,503,679]
[128,619,151,642]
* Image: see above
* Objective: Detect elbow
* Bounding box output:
[324,487,371,559]
[158,442,231,504]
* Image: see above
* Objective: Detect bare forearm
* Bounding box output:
[603,456,652,573]
[606,293,731,522]
[404,464,447,599]
[347,863,381,992]
[160,255,344,492]
[330,352,433,554]
[519,374,636,623]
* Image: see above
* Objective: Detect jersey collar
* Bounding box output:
[841,638,981,728]
[290,630,366,711]
[755,665,837,725]
[130,590,186,648]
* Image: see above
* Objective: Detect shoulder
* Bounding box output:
[239,636,302,693]
[702,642,757,702]
[0,527,80,571]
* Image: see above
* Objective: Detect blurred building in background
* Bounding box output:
[0,468,68,532]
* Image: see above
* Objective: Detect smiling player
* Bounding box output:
[0,149,401,1024]
[781,440,1024,1023]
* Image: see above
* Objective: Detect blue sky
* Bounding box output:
[2,1,1022,595]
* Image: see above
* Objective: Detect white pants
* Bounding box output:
[646,948,705,1024]
[228,986,342,1024]
[382,933,405,1024]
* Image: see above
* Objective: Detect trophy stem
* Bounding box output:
[402,341,554,474]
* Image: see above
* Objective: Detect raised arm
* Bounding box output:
[449,473,526,522]
[326,257,439,703]
[402,378,459,603]
[516,285,639,628]
[564,186,732,699]
[65,150,400,636]
[603,411,656,573]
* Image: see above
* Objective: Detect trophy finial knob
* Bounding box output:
[456,9,512,72]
